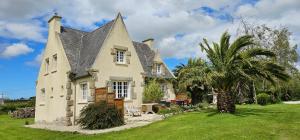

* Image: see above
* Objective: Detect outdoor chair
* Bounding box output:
[125,105,141,117]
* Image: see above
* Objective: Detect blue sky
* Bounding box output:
[0,0,299,99]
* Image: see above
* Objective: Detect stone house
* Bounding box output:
[35,13,175,125]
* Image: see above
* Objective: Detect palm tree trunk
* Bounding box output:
[217,91,236,113]
[252,81,257,103]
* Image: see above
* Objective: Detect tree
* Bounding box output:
[143,79,164,103]
[200,32,289,113]
[237,21,299,101]
[175,58,210,105]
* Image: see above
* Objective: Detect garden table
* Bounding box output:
[141,103,158,114]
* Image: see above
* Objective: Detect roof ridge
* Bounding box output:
[62,26,88,33]
[87,20,115,35]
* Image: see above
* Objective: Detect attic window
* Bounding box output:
[116,50,125,64]
[52,54,57,71]
[41,88,45,102]
[156,63,162,74]
[45,58,49,74]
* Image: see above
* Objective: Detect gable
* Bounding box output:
[58,13,174,79]
[133,41,174,78]
[59,20,114,78]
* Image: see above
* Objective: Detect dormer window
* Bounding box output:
[116,50,125,64]
[156,63,162,74]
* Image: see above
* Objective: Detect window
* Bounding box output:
[156,63,161,74]
[41,88,45,102]
[45,58,49,73]
[80,83,88,101]
[113,81,130,99]
[116,50,125,64]
[52,54,57,71]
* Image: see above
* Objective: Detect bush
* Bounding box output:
[257,93,270,105]
[25,120,30,125]
[78,102,124,130]
[0,100,35,114]
[143,80,164,103]
[158,104,183,115]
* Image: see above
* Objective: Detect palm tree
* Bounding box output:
[175,58,210,105]
[200,32,289,113]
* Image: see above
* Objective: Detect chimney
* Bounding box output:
[48,13,62,33]
[142,38,154,49]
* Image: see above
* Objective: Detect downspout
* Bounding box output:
[72,80,76,125]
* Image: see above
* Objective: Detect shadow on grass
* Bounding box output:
[204,106,285,117]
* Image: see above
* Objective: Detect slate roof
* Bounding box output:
[59,20,114,78]
[59,20,174,79]
[133,41,174,78]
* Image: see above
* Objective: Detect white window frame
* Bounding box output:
[52,54,57,71]
[156,63,162,74]
[80,82,89,102]
[112,81,130,100]
[116,50,125,64]
[45,58,49,74]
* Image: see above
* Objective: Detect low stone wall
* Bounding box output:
[10,107,35,118]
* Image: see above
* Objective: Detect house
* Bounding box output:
[35,13,175,126]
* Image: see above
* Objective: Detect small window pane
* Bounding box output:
[81,83,88,100]
[116,50,125,63]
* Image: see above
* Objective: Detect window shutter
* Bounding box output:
[131,89,137,99]
[126,51,131,56]
[106,80,112,87]
[126,51,131,64]
[110,48,116,55]
[113,55,117,62]
[131,82,136,99]
[126,57,130,64]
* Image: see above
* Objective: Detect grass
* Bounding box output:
[0,104,300,140]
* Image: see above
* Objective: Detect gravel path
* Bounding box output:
[283,101,300,104]
[26,114,163,134]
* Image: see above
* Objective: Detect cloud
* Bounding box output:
[25,50,44,67]
[0,43,34,58]
[0,21,46,42]
[0,0,299,60]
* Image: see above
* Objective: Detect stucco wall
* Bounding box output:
[91,15,145,108]
[35,17,71,124]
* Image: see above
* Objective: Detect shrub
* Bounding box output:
[257,93,270,105]
[143,80,164,103]
[78,102,124,130]
[158,104,183,115]
[25,120,30,125]
[0,100,35,114]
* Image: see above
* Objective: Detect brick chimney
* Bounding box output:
[48,13,62,33]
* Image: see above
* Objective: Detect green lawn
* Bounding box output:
[1,104,299,140]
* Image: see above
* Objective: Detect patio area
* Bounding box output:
[26,114,163,134]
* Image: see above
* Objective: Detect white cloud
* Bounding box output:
[0,0,299,60]
[25,50,44,67]
[0,43,34,58]
[0,21,46,42]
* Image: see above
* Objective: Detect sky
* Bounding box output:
[0,0,299,99]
